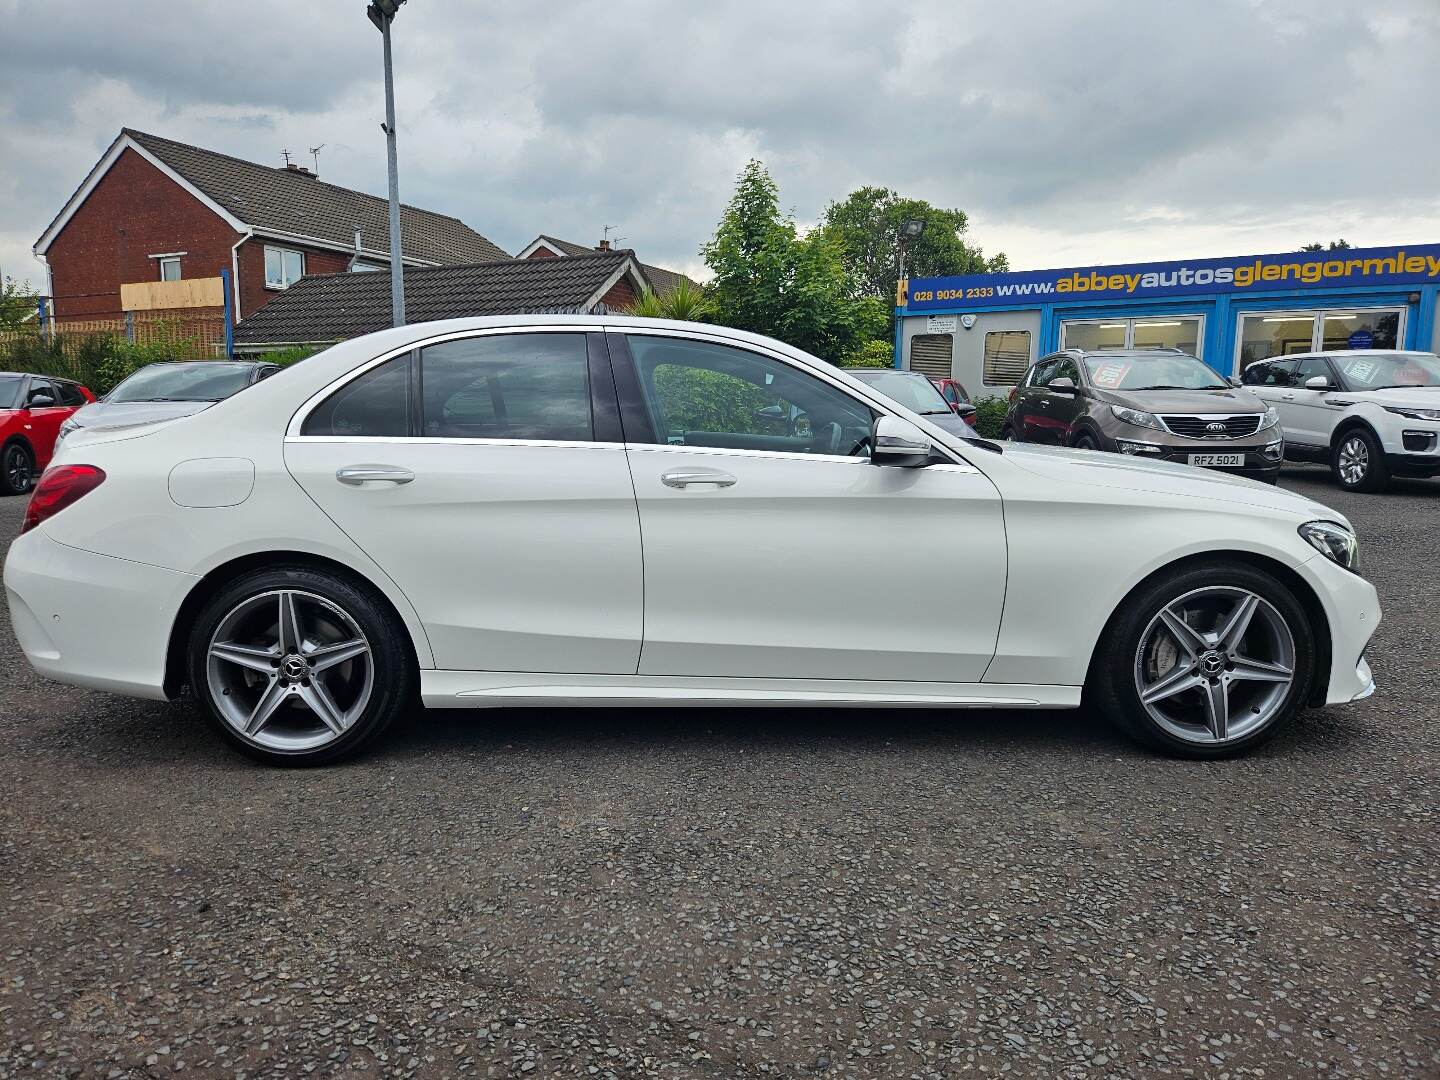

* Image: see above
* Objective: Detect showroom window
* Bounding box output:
[625,335,873,457]
[1236,308,1402,372]
[908,334,953,379]
[1060,316,1203,356]
[264,246,306,289]
[302,355,412,437]
[981,330,1033,385]
[419,333,592,442]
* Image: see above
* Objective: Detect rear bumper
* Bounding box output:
[3,530,194,700]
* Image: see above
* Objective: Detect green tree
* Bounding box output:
[1300,239,1352,252]
[701,160,883,362]
[820,186,1007,305]
[1,275,39,330]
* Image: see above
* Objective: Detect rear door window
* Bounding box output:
[419,333,592,442]
[303,355,412,437]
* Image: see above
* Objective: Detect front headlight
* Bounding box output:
[1258,405,1280,431]
[1110,404,1164,432]
[55,417,78,443]
[1299,520,1360,574]
[1383,405,1440,421]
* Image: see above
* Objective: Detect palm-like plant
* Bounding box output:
[625,279,715,322]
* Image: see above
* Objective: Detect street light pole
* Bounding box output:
[369,0,408,326]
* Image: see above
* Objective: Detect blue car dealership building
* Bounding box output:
[895,242,1440,395]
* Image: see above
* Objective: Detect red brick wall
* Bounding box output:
[235,239,351,321]
[46,146,243,319]
[527,245,559,258]
[598,274,637,312]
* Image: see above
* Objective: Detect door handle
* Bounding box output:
[1038,398,1051,407]
[336,464,415,486]
[661,468,737,489]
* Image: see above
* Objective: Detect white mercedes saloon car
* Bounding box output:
[4,317,1379,765]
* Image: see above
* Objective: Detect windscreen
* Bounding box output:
[855,371,953,413]
[106,363,254,403]
[0,375,23,409]
[1082,353,1228,391]
[1332,352,1440,390]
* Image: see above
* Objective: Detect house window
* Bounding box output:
[908,334,954,379]
[158,256,182,281]
[264,246,306,289]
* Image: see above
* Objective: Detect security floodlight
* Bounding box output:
[367,0,405,30]
[901,219,926,240]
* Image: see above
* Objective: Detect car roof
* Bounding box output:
[1262,349,1438,361]
[848,367,919,376]
[0,371,80,384]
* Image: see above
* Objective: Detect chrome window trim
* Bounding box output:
[286,435,625,451]
[286,325,598,439]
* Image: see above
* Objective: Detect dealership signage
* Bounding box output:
[905,243,1440,311]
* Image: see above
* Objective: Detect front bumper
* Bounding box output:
[1103,434,1284,480]
[1293,551,1381,707]
[1385,451,1440,479]
[4,530,195,700]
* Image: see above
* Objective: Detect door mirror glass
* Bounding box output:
[27,392,55,408]
[1304,374,1332,390]
[1048,376,1077,394]
[871,415,932,468]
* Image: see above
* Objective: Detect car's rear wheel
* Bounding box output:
[1,441,34,496]
[188,566,415,766]
[1332,428,1389,492]
[1072,433,1098,451]
[1091,561,1314,758]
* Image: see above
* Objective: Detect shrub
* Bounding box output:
[834,339,894,368]
[254,344,329,366]
[970,394,1010,439]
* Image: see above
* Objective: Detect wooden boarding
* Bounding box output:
[120,276,224,311]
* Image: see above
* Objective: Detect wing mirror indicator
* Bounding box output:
[871,415,933,468]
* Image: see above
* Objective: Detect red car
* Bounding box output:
[928,376,974,413]
[1,372,96,496]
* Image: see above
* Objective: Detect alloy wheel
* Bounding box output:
[5,448,32,492]
[1337,436,1369,486]
[206,589,374,752]
[1133,586,1295,746]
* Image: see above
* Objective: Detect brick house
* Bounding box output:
[518,234,699,297]
[233,248,653,351]
[33,128,509,327]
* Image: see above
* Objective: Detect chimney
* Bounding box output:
[596,239,611,251]
[283,162,316,178]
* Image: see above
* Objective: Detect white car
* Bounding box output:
[1241,350,1440,492]
[4,317,1379,765]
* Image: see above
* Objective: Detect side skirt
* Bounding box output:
[419,671,1083,710]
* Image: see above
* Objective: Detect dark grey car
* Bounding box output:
[1003,348,1284,482]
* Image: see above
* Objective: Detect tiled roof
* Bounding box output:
[528,234,700,296]
[125,129,509,265]
[234,250,639,344]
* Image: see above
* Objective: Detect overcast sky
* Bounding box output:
[2,0,1438,292]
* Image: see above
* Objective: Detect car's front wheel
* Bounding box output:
[1091,561,1315,758]
[1,441,35,496]
[1332,428,1390,492]
[188,566,416,765]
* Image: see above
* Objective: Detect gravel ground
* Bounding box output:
[0,463,1436,1078]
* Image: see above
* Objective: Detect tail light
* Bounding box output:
[20,465,106,535]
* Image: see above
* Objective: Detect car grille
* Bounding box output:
[1160,414,1262,439]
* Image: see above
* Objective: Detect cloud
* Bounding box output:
[1,0,1437,291]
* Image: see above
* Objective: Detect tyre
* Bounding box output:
[1072,433,1098,451]
[187,565,416,765]
[1,441,34,496]
[1090,560,1314,758]
[1332,427,1390,493]
[1000,424,1017,441]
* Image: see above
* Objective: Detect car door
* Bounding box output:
[1039,355,1085,442]
[23,378,70,467]
[1013,359,1055,442]
[609,330,1007,684]
[284,329,643,675]
[1287,355,1346,447]
[1243,359,1299,440]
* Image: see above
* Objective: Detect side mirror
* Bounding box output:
[1228,376,1243,388]
[871,415,933,468]
[954,402,978,419]
[1048,377,1078,394]
[27,393,56,408]
[1304,375,1332,390]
